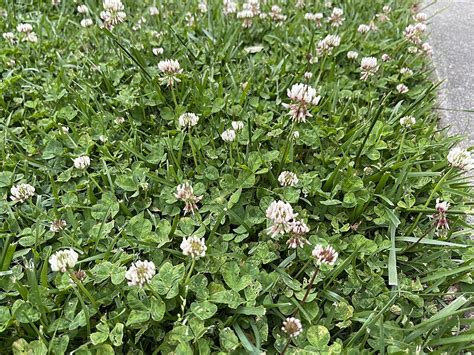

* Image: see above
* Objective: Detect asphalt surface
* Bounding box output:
[423,0,474,148]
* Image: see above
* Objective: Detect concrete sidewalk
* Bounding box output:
[423,0,474,148]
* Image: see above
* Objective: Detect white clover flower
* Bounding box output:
[304,71,313,80]
[10,183,35,203]
[278,171,299,187]
[292,131,300,140]
[447,147,474,170]
[317,34,341,56]
[125,260,156,287]
[231,121,244,131]
[358,24,370,34]
[50,219,67,233]
[296,0,305,8]
[360,57,378,81]
[181,236,207,258]
[17,23,33,33]
[77,5,88,14]
[73,155,91,170]
[287,220,310,249]
[396,83,409,94]
[414,12,428,23]
[49,249,79,272]
[152,47,164,56]
[175,182,203,215]
[282,317,303,338]
[100,0,126,30]
[421,42,433,55]
[381,53,391,62]
[158,59,182,87]
[400,67,413,76]
[178,112,199,129]
[266,200,297,237]
[221,129,236,142]
[312,244,338,265]
[284,83,321,123]
[404,23,426,44]
[132,17,146,31]
[304,12,323,26]
[237,0,260,28]
[3,32,16,43]
[223,0,237,15]
[383,5,392,14]
[115,116,125,124]
[52,0,61,5]
[24,32,38,43]
[198,1,208,13]
[399,115,416,128]
[269,5,286,23]
[328,7,344,27]
[435,198,450,214]
[347,51,359,60]
[80,18,93,27]
[149,6,159,16]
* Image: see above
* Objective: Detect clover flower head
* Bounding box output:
[414,13,428,23]
[266,200,297,237]
[49,249,79,272]
[81,18,93,27]
[73,155,91,170]
[178,112,199,129]
[175,182,203,215]
[285,83,321,123]
[125,260,156,287]
[223,0,237,15]
[50,219,67,233]
[282,317,303,338]
[77,5,88,14]
[422,42,433,55]
[396,83,409,94]
[347,51,359,60]
[305,12,323,26]
[269,5,286,23]
[447,147,474,170]
[158,59,182,86]
[149,6,159,16]
[10,183,35,203]
[328,7,344,27]
[100,0,126,30]
[358,24,370,34]
[381,53,391,62]
[231,121,244,131]
[399,115,416,128]
[181,236,207,258]
[153,47,164,56]
[221,129,236,142]
[287,220,310,249]
[3,32,16,43]
[278,171,299,187]
[435,198,450,214]
[360,57,378,81]
[17,23,33,33]
[312,244,338,265]
[317,34,341,56]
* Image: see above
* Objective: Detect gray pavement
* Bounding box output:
[423,0,474,148]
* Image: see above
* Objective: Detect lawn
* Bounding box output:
[1,0,474,354]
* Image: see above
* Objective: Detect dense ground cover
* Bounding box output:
[1,0,474,353]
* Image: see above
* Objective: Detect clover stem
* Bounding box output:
[301,266,319,305]
[184,258,196,286]
[68,270,99,311]
[281,337,291,355]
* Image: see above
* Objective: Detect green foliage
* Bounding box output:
[1,0,473,354]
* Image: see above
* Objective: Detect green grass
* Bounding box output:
[1,0,474,354]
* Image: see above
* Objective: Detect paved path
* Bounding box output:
[423,0,474,148]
